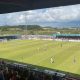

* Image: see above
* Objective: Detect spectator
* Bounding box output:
[0,69,5,80]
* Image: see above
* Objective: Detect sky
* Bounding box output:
[0,4,80,28]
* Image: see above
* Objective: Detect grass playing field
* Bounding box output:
[0,39,80,75]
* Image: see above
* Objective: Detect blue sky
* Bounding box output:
[0,4,80,27]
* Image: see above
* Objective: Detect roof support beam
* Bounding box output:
[0,0,80,14]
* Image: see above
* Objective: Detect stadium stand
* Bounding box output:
[0,59,80,80]
[0,0,80,80]
[21,35,53,40]
[0,35,19,40]
[53,34,80,40]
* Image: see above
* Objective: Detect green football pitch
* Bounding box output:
[0,39,80,75]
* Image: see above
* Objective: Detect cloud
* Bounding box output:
[25,4,80,22]
[0,4,80,26]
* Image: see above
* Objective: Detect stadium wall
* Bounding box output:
[21,35,54,40]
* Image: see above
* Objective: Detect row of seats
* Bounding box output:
[0,60,79,80]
